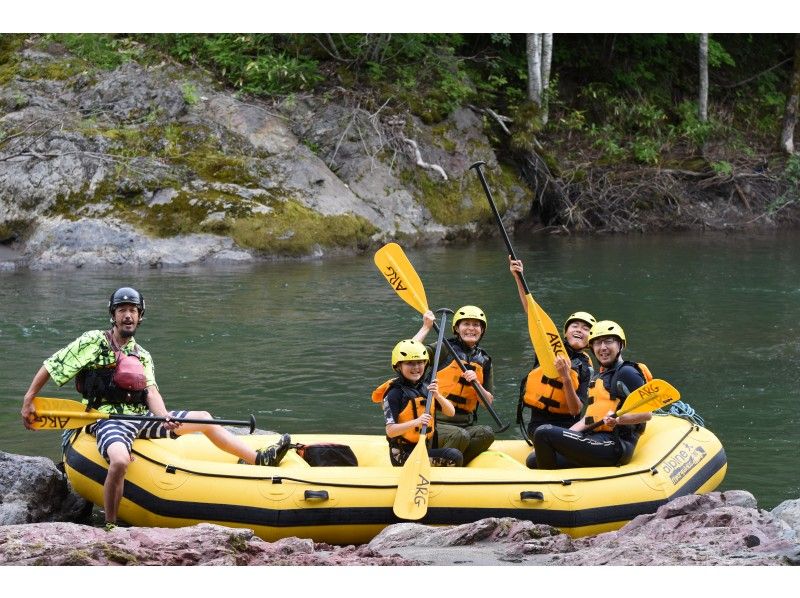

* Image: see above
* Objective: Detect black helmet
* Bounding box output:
[108,287,145,321]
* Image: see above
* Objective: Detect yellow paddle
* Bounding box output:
[583,378,681,432]
[469,161,566,379]
[392,308,451,520]
[30,396,257,433]
[374,243,510,432]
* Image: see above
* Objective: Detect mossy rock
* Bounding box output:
[228,201,378,255]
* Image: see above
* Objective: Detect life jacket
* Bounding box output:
[75,331,149,409]
[519,349,591,416]
[434,339,490,415]
[583,361,653,433]
[372,377,436,444]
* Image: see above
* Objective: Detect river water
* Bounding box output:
[1,232,798,509]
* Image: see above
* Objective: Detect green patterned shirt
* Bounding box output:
[43,329,156,414]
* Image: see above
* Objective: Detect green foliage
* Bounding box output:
[766,155,800,215]
[707,37,736,68]
[631,138,662,165]
[181,82,200,105]
[711,161,734,176]
[0,34,24,84]
[671,100,715,147]
[143,34,323,95]
[47,34,139,69]
[509,101,545,153]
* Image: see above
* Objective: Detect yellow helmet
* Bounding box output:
[391,339,430,368]
[452,305,487,333]
[563,311,596,335]
[588,320,626,348]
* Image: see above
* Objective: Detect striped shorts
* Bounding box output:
[91,410,189,461]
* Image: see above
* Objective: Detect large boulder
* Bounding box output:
[367,491,800,566]
[0,452,90,525]
[22,216,252,269]
[772,498,800,536]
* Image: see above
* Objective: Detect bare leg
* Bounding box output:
[104,442,132,523]
[174,411,258,464]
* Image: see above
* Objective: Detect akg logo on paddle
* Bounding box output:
[661,442,707,485]
[34,415,69,429]
[546,332,566,357]
[414,474,430,507]
[637,382,661,398]
[383,266,408,292]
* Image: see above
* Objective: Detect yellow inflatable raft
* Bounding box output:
[63,414,726,544]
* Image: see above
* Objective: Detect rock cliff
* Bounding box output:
[0,40,530,269]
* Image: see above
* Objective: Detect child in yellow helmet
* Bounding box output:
[509,258,595,440]
[413,306,495,464]
[372,339,463,467]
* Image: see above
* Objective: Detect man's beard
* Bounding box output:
[119,325,137,338]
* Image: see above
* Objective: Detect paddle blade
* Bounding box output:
[392,439,433,520]
[30,396,104,430]
[618,379,681,416]
[525,295,567,379]
[374,243,429,314]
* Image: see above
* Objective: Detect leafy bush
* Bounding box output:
[143,34,323,95]
[48,34,139,70]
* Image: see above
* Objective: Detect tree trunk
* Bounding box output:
[779,33,800,154]
[699,34,709,123]
[541,34,553,124]
[526,33,543,107]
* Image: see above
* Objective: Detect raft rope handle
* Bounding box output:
[655,400,705,427]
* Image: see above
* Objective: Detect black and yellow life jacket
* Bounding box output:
[372,377,436,444]
[434,339,490,415]
[583,361,653,433]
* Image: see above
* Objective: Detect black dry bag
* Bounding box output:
[295,443,358,467]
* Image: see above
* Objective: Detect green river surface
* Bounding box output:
[1,232,798,510]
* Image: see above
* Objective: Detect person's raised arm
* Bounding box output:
[509,256,528,314]
[412,310,436,343]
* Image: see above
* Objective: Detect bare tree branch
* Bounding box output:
[403,138,447,180]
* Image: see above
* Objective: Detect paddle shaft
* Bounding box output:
[33,399,257,433]
[419,309,454,438]
[469,161,531,295]
[470,161,566,379]
[433,323,510,433]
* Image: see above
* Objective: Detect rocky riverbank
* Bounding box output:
[0,39,528,270]
[1,450,798,566]
[2,36,797,272]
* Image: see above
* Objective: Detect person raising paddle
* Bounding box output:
[373,339,463,467]
[21,287,291,530]
[413,306,495,464]
[509,258,595,440]
[527,320,652,469]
